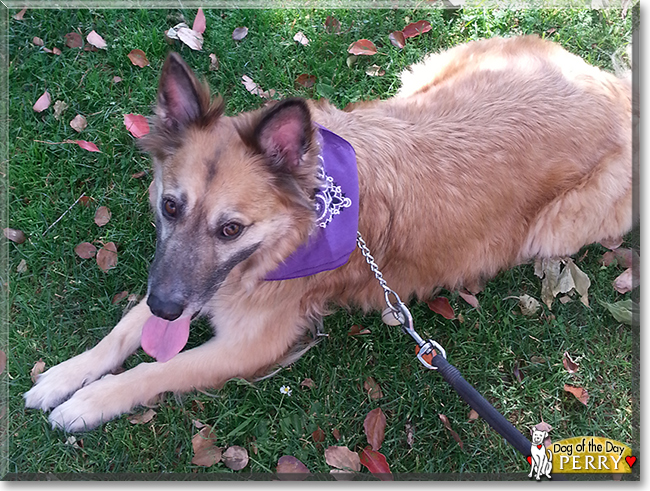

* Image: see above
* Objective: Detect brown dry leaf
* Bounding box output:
[427,296,455,319]
[405,423,414,448]
[539,257,561,308]
[332,428,341,441]
[86,30,107,49]
[364,377,383,400]
[599,236,624,250]
[94,206,111,227]
[535,421,553,433]
[566,258,591,306]
[70,114,87,133]
[222,445,249,470]
[128,49,150,67]
[312,427,325,443]
[96,242,118,272]
[562,352,579,374]
[530,355,546,364]
[33,91,51,112]
[129,408,156,424]
[112,76,122,83]
[613,267,639,294]
[232,26,248,41]
[65,32,83,48]
[293,31,309,46]
[365,64,385,77]
[191,426,222,467]
[468,409,479,421]
[13,8,27,20]
[513,360,524,383]
[33,36,44,46]
[277,455,310,480]
[31,359,46,383]
[324,446,360,471]
[241,75,275,99]
[74,242,97,259]
[438,414,463,450]
[79,196,92,207]
[17,259,28,273]
[53,100,68,120]
[347,39,377,56]
[0,350,6,375]
[601,248,636,268]
[348,324,371,336]
[402,20,432,38]
[300,378,315,389]
[363,408,386,451]
[388,30,406,49]
[295,74,316,89]
[166,23,203,50]
[209,53,219,71]
[564,384,589,405]
[3,228,26,244]
[325,16,341,34]
[112,290,129,304]
[458,289,480,310]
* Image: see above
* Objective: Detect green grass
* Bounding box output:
[4,5,637,479]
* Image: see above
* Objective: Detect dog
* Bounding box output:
[529,430,553,480]
[25,35,633,432]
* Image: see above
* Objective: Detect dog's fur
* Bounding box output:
[25,35,633,432]
[529,430,553,480]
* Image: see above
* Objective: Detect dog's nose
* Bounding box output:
[147,294,185,321]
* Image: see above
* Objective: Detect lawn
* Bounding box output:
[3,4,638,479]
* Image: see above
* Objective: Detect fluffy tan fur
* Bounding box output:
[25,36,633,432]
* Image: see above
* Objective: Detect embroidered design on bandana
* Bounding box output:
[314,163,353,228]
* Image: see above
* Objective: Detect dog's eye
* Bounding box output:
[163,199,177,218]
[220,222,243,240]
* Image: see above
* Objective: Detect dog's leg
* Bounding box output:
[24,299,151,412]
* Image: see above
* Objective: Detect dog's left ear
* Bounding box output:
[253,98,314,170]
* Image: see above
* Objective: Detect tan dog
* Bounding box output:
[25,35,633,432]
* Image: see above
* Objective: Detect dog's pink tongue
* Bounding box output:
[141,315,191,363]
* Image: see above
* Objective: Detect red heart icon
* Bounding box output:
[527,456,532,465]
[625,456,636,468]
[537,444,543,449]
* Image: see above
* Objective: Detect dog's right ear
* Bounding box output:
[156,52,204,129]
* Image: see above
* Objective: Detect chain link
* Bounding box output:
[356,232,403,314]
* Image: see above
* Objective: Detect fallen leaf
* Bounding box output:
[364,377,383,400]
[192,7,206,34]
[613,267,639,294]
[601,248,637,268]
[65,32,83,48]
[124,113,150,138]
[347,39,377,56]
[360,446,393,480]
[566,258,591,306]
[53,100,68,120]
[166,23,204,50]
[539,257,561,308]
[86,30,107,49]
[300,378,315,389]
[458,289,480,310]
[222,445,249,470]
[365,64,385,77]
[599,236,624,250]
[516,294,541,316]
[363,408,386,451]
[562,352,579,374]
[389,31,406,49]
[79,196,92,207]
[402,20,432,38]
[13,8,27,20]
[295,74,316,89]
[325,16,341,34]
[3,228,26,244]
[346,55,357,68]
[191,426,222,467]
[427,297,455,319]
[209,53,219,71]
[599,299,637,325]
[74,241,97,259]
[131,171,146,179]
[535,421,553,433]
[439,414,463,450]
[530,356,546,364]
[33,36,44,46]
[112,76,122,83]
[513,360,524,383]
[33,91,51,112]
[241,75,275,99]
[564,384,589,405]
[232,26,248,41]
[293,31,309,46]
[112,290,129,304]
[468,409,479,421]
[332,428,341,441]
[96,242,118,272]
[70,114,87,133]
[405,423,414,447]
[94,206,111,227]
[0,350,6,375]
[559,295,572,304]
[277,455,310,480]
[324,446,360,471]
[17,259,28,273]
[70,140,101,153]
[129,408,156,424]
[127,49,149,67]
[348,324,371,336]
[31,359,45,383]
[312,427,325,443]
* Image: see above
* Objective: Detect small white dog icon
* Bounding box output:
[528,429,553,480]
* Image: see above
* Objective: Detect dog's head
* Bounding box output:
[531,429,548,445]
[139,52,321,321]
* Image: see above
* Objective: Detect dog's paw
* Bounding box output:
[24,353,104,411]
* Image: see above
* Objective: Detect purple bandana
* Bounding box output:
[265,125,359,281]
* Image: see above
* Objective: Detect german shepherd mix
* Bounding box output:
[25,35,633,432]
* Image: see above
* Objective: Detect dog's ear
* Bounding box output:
[157,52,204,129]
[253,98,314,170]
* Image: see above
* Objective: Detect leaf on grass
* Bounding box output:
[562,352,579,374]
[325,16,341,34]
[388,30,406,49]
[363,408,386,451]
[43,46,61,55]
[427,297,455,319]
[539,257,561,308]
[458,289,480,310]
[191,426,222,467]
[31,359,45,383]
[86,30,107,49]
[332,428,341,441]
[438,414,463,450]
[566,258,591,306]
[3,228,26,244]
[53,100,68,120]
[295,74,316,89]
[69,140,101,153]
[364,377,383,400]
[74,242,97,259]
[402,20,432,39]
[13,8,27,20]
[177,27,203,51]
[293,31,309,46]
[192,7,206,34]
[300,378,315,389]
[79,196,91,207]
[70,114,87,133]
[468,409,479,421]
[129,408,156,424]
[365,64,385,77]
[232,26,249,41]
[535,421,553,433]
[516,294,541,316]
[94,206,111,227]
[222,445,249,470]
[513,360,524,383]
[405,423,414,447]
[599,299,637,325]
[599,236,624,250]
[17,259,28,273]
[0,350,6,375]
[324,446,360,471]
[277,455,310,480]
[33,37,44,46]
[65,32,83,48]
[348,324,371,336]
[112,76,122,83]
[33,91,51,112]
[564,384,589,405]
[209,53,219,71]
[124,113,150,138]
[360,446,393,480]
[601,248,636,268]
[96,242,118,272]
[347,39,377,56]
[241,75,276,99]
[311,426,325,443]
[539,258,590,308]
[112,290,129,304]
[127,49,150,67]
[613,268,639,294]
